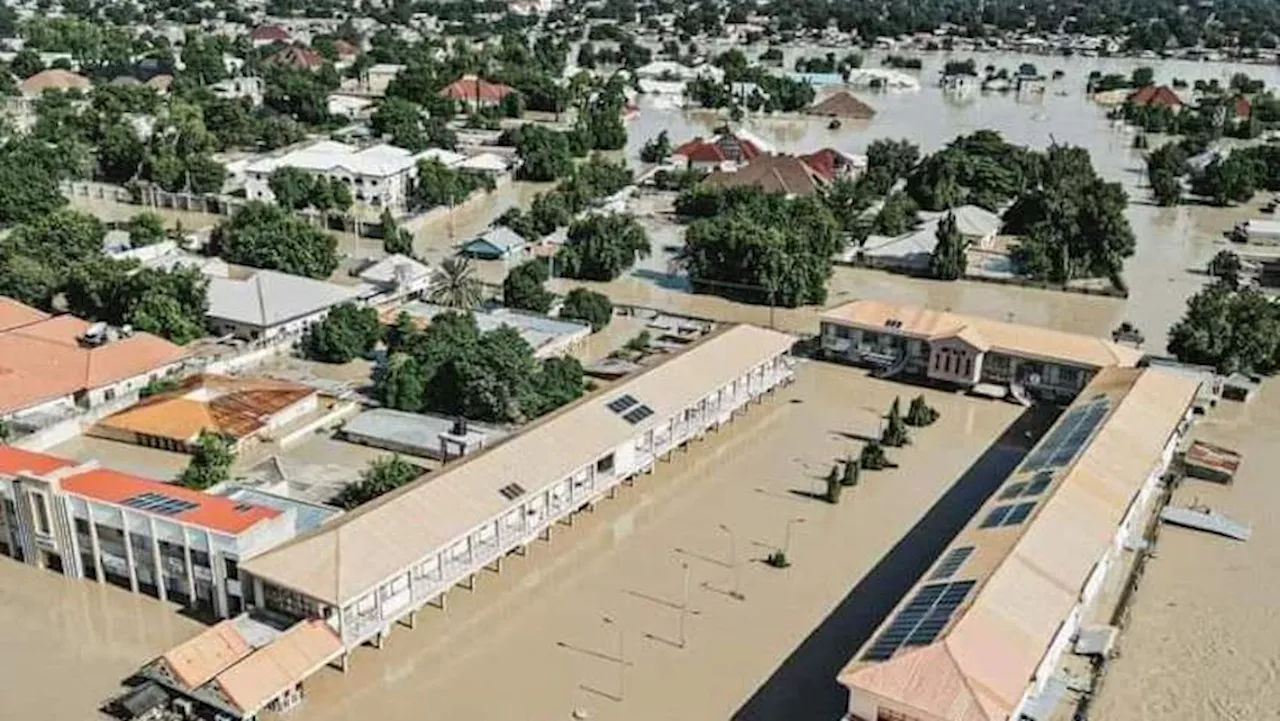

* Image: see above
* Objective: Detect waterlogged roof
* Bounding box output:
[839,367,1199,721]
[242,324,795,605]
[821,300,1142,369]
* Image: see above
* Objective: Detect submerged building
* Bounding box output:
[837,366,1200,721]
[819,300,1143,401]
[239,324,796,657]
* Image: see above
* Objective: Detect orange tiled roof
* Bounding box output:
[95,374,315,443]
[0,447,282,535]
[20,69,91,96]
[438,74,515,104]
[0,298,189,415]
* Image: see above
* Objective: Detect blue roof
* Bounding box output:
[787,72,844,86]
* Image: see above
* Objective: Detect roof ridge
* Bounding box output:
[940,638,1004,721]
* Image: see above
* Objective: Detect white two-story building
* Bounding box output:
[244,140,424,213]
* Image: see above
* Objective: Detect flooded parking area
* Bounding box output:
[273,361,1024,721]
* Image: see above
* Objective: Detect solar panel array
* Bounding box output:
[606,395,638,414]
[980,501,1037,528]
[122,492,199,516]
[928,546,974,581]
[861,580,977,661]
[999,470,1055,500]
[622,405,654,424]
[1020,398,1110,473]
[498,482,526,501]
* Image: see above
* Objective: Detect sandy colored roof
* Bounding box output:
[161,621,253,690]
[807,90,877,119]
[0,300,190,415]
[0,297,50,332]
[820,300,1142,369]
[212,620,342,716]
[243,324,795,605]
[841,367,1200,720]
[20,68,91,95]
[95,374,315,443]
[705,155,829,197]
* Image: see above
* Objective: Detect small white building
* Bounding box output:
[209,76,264,107]
[206,270,364,343]
[244,140,423,213]
[355,254,435,306]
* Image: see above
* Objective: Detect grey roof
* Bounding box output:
[466,226,527,253]
[342,408,508,455]
[207,270,362,328]
[357,254,433,286]
[399,302,590,354]
[219,485,344,536]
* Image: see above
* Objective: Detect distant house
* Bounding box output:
[800,148,866,181]
[393,302,591,359]
[438,74,516,109]
[206,270,363,342]
[332,39,360,63]
[145,74,174,94]
[460,226,529,260]
[1126,85,1183,112]
[20,68,91,97]
[210,76,264,106]
[244,140,423,212]
[806,91,877,120]
[859,205,1002,273]
[355,254,435,305]
[671,130,769,171]
[250,25,291,47]
[703,152,849,198]
[267,46,325,71]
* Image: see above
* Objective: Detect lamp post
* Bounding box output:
[602,615,625,700]
[718,523,744,600]
[677,561,691,648]
[783,517,806,558]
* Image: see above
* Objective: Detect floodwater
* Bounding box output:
[287,361,1024,721]
[1090,382,1280,721]
[0,557,204,721]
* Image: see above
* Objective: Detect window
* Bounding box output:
[878,710,925,721]
[596,454,615,475]
[30,494,52,535]
[224,558,239,581]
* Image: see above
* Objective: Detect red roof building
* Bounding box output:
[267,46,326,71]
[799,148,864,182]
[672,132,764,168]
[1126,85,1183,111]
[333,39,360,59]
[250,25,291,45]
[438,75,516,108]
[1231,95,1252,120]
[0,446,303,618]
[704,154,831,197]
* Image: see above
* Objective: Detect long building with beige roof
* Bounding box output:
[820,300,1143,402]
[241,324,796,652]
[838,366,1200,721]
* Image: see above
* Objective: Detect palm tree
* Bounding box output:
[429,256,483,309]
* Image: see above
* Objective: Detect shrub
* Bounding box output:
[860,441,889,470]
[905,395,940,427]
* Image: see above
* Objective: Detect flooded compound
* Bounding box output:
[0,558,204,721]
[279,361,1025,721]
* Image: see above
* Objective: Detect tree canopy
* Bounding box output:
[558,213,650,281]
[177,431,236,490]
[928,212,966,280]
[1167,281,1280,375]
[330,455,422,510]
[304,302,382,363]
[211,202,340,279]
[503,260,554,314]
[559,288,613,331]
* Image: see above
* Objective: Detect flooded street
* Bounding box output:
[287,361,1024,721]
[0,558,204,721]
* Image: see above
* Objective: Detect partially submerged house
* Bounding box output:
[459,226,529,260]
[806,90,877,119]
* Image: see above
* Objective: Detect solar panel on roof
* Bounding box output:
[1002,501,1036,526]
[122,492,198,516]
[862,580,976,661]
[1024,472,1053,496]
[498,482,526,501]
[999,482,1027,500]
[622,405,654,424]
[1019,398,1110,473]
[929,546,974,581]
[606,394,639,414]
[980,504,1014,528]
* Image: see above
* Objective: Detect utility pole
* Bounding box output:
[677,561,691,648]
[783,517,806,558]
[602,615,625,701]
[718,523,744,600]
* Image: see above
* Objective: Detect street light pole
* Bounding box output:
[678,561,691,648]
[602,615,625,700]
[718,523,744,600]
[783,518,806,558]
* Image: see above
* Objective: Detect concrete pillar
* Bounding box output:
[431,591,447,610]
[373,631,385,649]
[149,519,167,603]
[464,573,476,591]
[182,539,197,606]
[402,610,417,629]
[337,653,350,673]
[121,522,140,594]
[86,512,105,584]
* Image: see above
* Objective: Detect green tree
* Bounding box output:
[514,125,574,181]
[529,355,587,416]
[559,287,613,331]
[330,455,421,510]
[371,96,430,151]
[503,260,554,313]
[928,212,967,280]
[873,191,919,237]
[881,397,910,447]
[381,207,414,256]
[97,121,146,183]
[10,49,43,78]
[304,303,382,363]
[0,145,67,226]
[905,395,939,427]
[558,213,650,281]
[860,440,889,470]
[640,130,672,164]
[1208,249,1243,289]
[375,352,427,411]
[268,167,316,211]
[1167,283,1280,374]
[127,212,167,246]
[429,257,483,309]
[212,202,339,278]
[1191,155,1256,206]
[177,431,235,490]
